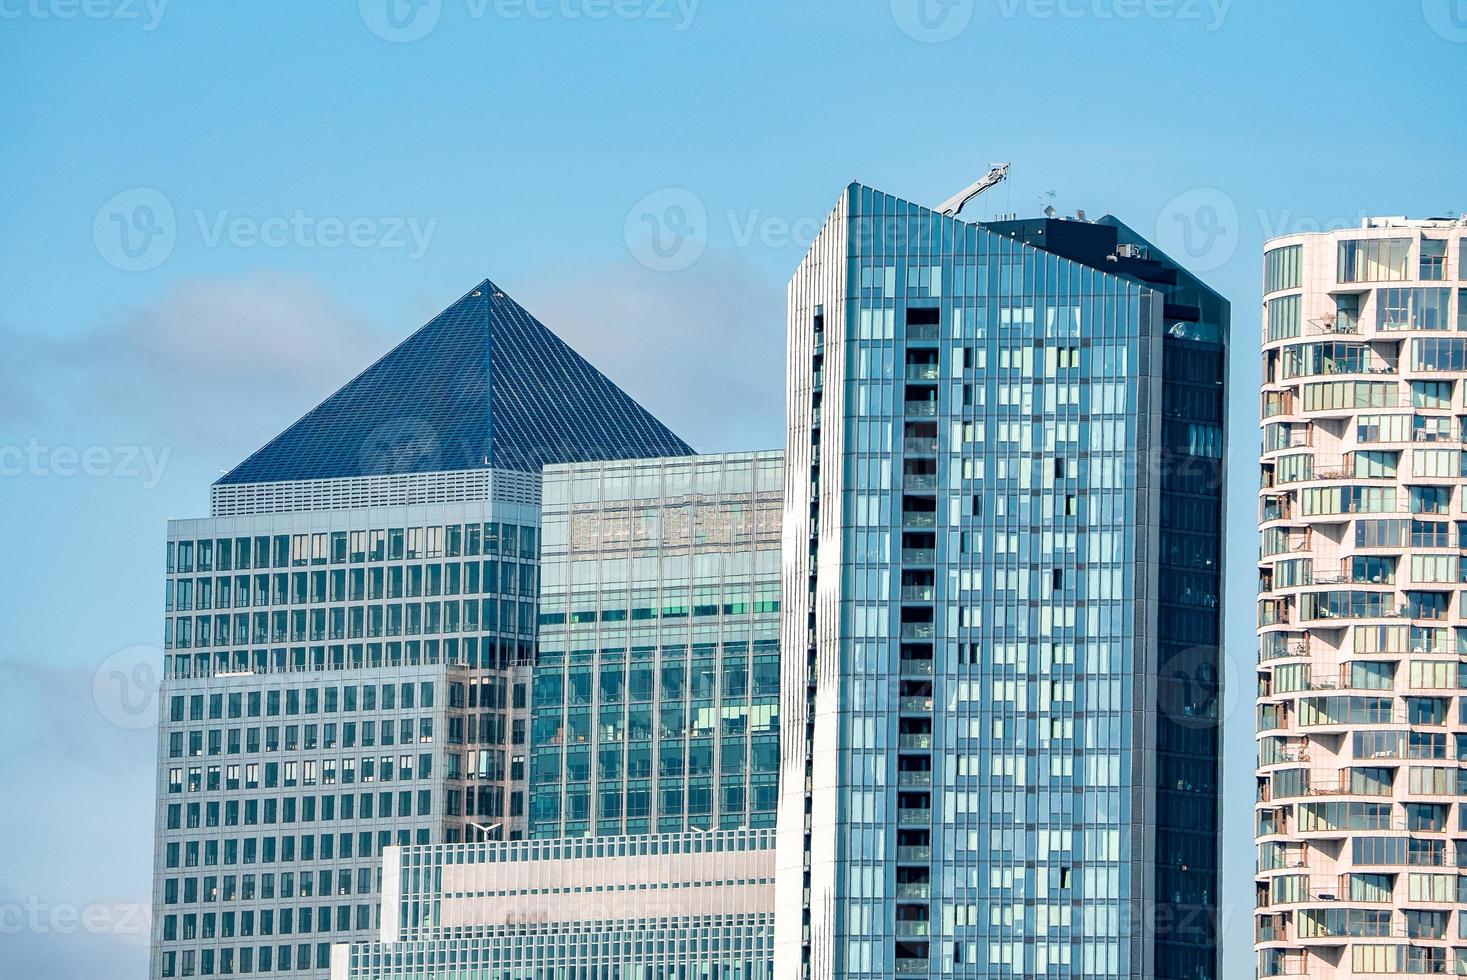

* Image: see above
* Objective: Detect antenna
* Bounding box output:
[937,163,1011,218]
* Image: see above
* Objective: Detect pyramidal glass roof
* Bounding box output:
[217,279,694,485]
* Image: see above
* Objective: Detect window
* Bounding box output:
[1420,237,1447,280]
[1385,289,1452,332]
[1338,238,1411,283]
[1266,294,1301,341]
[1264,244,1302,293]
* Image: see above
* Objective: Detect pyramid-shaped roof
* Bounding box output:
[217,279,694,485]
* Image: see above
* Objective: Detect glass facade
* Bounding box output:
[1257,220,1467,979]
[776,185,1226,980]
[151,278,699,980]
[530,452,785,838]
[153,501,540,980]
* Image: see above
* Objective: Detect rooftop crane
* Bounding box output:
[936,162,1011,218]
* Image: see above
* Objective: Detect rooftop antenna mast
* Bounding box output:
[937,162,1011,218]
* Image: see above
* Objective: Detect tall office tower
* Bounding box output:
[1256,217,1467,979]
[529,451,785,838]
[150,280,693,980]
[775,184,1228,980]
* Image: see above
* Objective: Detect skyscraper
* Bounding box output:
[333,450,786,980]
[775,184,1228,980]
[530,451,785,839]
[150,280,694,980]
[1256,217,1467,978]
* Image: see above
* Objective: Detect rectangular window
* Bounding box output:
[1338,238,1411,283]
[1266,294,1302,341]
[1264,244,1302,293]
[1420,237,1447,280]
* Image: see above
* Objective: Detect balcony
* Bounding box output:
[895,882,931,899]
[902,473,938,491]
[897,807,931,825]
[898,733,933,750]
[900,623,935,641]
[899,696,934,712]
[901,549,935,564]
[898,771,932,788]
[899,659,933,676]
[906,324,939,342]
[901,511,936,529]
[895,920,930,937]
[900,585,934,602]
[903,437,938,455]
[904,401,938,418]
[895,957,930,975]
[906,364,940,381]
[896,845,932,862]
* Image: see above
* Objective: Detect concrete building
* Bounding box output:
[149,280,694,980]
[330,828,775,980]
[775,184,1228,980]
[1256,216,1467,978]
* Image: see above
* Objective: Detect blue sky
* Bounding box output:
[2,2,1465,976]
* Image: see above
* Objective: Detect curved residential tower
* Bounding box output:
[1257,217,1467,978]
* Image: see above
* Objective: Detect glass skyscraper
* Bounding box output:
[329,452,786,979]
[775,184,1227,980]
[149,279,695,980]
[530,451,785,839]
[1255,217,1467,978]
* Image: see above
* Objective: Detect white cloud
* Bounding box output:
[0,273,390,458]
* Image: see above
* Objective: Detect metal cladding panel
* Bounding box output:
[217,280,694,485]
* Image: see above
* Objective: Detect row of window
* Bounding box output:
[159,828,429,892]
[167,637,531,679]
[167,523,538,574]
[166,560,535,610]
[166,598,537,648]
[169,682,436,722]
[159,941,334,978]
[167,754,434,793]
[161,903,372,943]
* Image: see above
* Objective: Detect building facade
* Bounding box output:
[1256,217,1467,978]
[330,828,775,980]
[529,451,785,839]
[330,450,785,980]
[775,184,1227,980]
[149,280,695,980]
